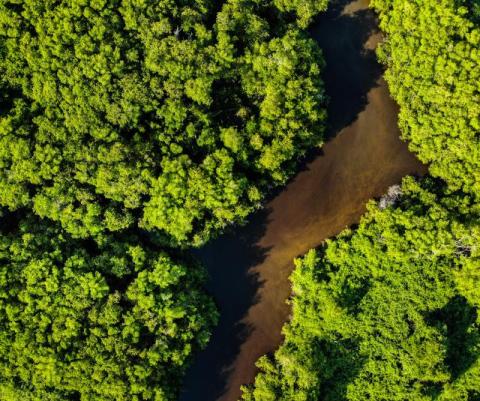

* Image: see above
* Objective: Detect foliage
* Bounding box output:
[371,0,480,199]
[0,0,327,246]
[273,0,329,28]
[241,177,480,401]
[0,213,218,401]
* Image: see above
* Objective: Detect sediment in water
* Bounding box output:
[179,1,427,400]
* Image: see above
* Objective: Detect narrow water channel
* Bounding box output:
[179,1,427,400]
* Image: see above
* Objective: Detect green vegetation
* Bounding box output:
[0,0,327,246]
[0,212,217,401]
[241,178,480,401]
[243,1,480,400]
[372,0,480,199]
[0,0,330,398]
[273,0,329,28]
[2,0,479,399]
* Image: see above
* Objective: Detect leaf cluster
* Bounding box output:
[0,213,218,401]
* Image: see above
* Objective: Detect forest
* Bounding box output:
[374,0,480,198]
[243,1,480,400]
[0,0,327,246]
[0,0,479,400]
[0,212,218,401]
[0,0,329,400]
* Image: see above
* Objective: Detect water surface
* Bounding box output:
[179,1,427,400]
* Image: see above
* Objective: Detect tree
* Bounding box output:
[273,0,329,28]
[0,0,328,246]
[371,0,480,200]
[242,177,480,401]
[0,212,218,401]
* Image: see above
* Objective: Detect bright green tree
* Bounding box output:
[242,177,480,401]
[273,0,329,28]
[0,212,218,401]
[0,0,327,245]
[371,0,480,199]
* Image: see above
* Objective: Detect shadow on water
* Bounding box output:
[310,0,382,139]
[179,209,271,401]
[292,0,384,176]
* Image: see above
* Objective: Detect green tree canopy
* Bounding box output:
[242,177,480,401]
[0,0,327,245]
[372,0,480,199]
[0,212,218,401]
[273,0,329,28]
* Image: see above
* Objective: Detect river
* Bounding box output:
[179,1,427,400]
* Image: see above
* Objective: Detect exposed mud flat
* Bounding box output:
[179,1,427,400]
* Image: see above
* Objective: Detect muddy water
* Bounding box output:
[179,1,427,401]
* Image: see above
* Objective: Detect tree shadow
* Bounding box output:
[467,391,480,401]
[466,0,480,23]
[178,208,271,401]
[287,0,384,179]
[318,338,364,401]
[310,0,383,140]
[426,296,479,383]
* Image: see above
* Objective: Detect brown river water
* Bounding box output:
[179,0,427,400]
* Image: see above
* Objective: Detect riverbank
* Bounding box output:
[179,1,427,400]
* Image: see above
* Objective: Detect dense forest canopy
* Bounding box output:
[0,0,328,246]
[372,0,480,199]
[242,178,480,401]
[0,212,218,401]
[2,0,479,400]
